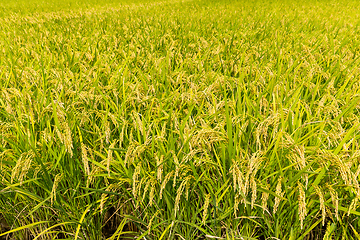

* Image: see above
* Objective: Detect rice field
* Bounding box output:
[1,0,360,239]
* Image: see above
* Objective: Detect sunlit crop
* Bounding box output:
[1,0,360,239]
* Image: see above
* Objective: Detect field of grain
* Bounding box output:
[1,0,360,239]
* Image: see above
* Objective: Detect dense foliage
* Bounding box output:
[1,0,360,239]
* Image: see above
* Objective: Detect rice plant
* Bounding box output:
[1,0,360,239]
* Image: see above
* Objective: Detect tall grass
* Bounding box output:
[1,0,360,239]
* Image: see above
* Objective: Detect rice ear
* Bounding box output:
[298,182,306,229]
[313,185,326,226]
[273,176,283,215]
[11,150,35,185]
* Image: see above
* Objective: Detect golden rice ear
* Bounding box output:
[55,120,74,157]
[313,185,326,226]
[160,170,174,200]
[81,143,90,177]
[298,182,306,230]
[348,198,359,217]
[326,183,339,221]
[64,121,74,157]
[202,193,211,225]
[11,150,35,185]
[247,152,264,202]
[141,176,151,204]
[50,173,63,205]
[348,187,360,217]
[273,176,283,215]
[255,113,280,150]
[104,120,110,144]
[156,154,164,182]
[261,184,270,214]
[124,142,137,167]
[174,178,187,218]
[131,111,145,136]
[230,159,246,200]
[106,140,117,177]
[132,163,142,200]
[185,176,192,201]
[149,180,156,207]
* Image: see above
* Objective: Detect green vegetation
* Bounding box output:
[1,0,360,239]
